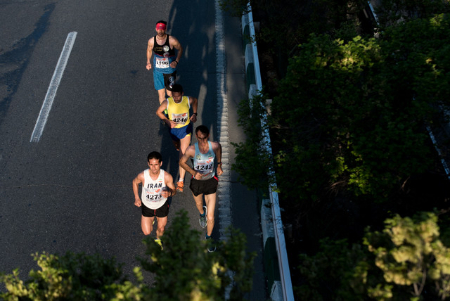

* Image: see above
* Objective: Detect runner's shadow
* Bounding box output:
[158,121,181,180]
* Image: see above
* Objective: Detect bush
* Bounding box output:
[271,14,450,203]
[298,212,450,300]
[1,210,255,301]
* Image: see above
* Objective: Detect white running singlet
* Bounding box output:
[141,169,167,209]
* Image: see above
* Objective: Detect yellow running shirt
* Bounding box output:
[167,96,190,129]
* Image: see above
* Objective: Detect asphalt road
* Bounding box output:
[0,0,218,277]
[0,0,266,298]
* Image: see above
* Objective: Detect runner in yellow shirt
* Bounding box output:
[156,84,198,192]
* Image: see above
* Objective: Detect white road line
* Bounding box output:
[30,32,77,143]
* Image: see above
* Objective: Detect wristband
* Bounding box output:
[174,60,179,64]
[217,162,222,165]
[192,113,197,116]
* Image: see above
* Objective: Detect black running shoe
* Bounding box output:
[206,236,216,253]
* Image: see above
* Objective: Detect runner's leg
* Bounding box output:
[157,88,166,104]
[204,193,217,237]
[178,134,191,182]
[155,216,168,238]
[164,71,176,98]
[171,139,180,151]
[141,215,155,235]
[193,192,205,215]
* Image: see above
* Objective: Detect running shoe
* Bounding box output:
[206,236,216,253]
[199,206,207,228]
[155,238,163,250]
[177,181,184,192]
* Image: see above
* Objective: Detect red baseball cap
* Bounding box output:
[156,23,166,30]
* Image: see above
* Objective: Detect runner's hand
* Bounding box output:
[190,114,197,123]
[146,63,152,70]
[161,188,170,198]
[217,165,223,176]
[135,198,142,207]
[169,120,177,128]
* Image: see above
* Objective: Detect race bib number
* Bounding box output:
[143,188,162,202]
[171,113,188,125]
[195,162,214,175]
[155,57,169,69]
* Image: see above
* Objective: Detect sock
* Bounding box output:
[200,211,206,217]
[206,234,211,239]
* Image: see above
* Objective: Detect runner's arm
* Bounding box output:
[213,142,223,176]
[146,38,154,69]
[189,97,198,122]
[163,172,176,198]
[170,36,183,65]
[156,101,171,126]
[180,146,200,179]
[132,173,144,207]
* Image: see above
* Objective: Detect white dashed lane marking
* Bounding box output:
[30,32,77,143]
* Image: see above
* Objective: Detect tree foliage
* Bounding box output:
[231,93,273,191]
[297,212,450,300]
[138,210,256,301]
[0,252,128,301]
[0,210,255,301]
[270,13,450,202]
[218,0,251,17]
[374,0,450,29]
[229,1,450,301]
[220,0,370,78]
[364,212,450,300]
[296,238,371,300]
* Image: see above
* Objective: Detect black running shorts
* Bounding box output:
[189,176,218,196]
[141,200,170,217]
[163,71,177,91]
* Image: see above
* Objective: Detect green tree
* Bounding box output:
[296,238,371,301]
[139,210,256,301]
[231,92,272,192]
[0,252,129,301]
[270,14,450,203]
[0,210,255,301]
[374,0,450,29]
[364,212,450,300]
[297,212,450,300]
[220,0,369,78]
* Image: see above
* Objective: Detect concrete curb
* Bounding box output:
[214,0,232,244]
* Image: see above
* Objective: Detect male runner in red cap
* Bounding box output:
[146,20,183,104]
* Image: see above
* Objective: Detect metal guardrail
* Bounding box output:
[244,4,295,301]
[367,1,379,23]
[427,126,450,180]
